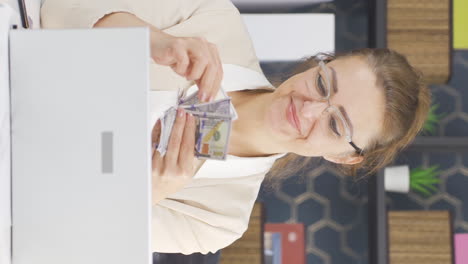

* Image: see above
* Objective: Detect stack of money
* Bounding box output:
[156,88,237,160]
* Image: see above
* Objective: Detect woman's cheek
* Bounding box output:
[297,121,317,155]
[303,117,329,156]
[266,100,289,137]
[291,81,307,95]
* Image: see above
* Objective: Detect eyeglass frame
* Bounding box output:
[314,59,365,156]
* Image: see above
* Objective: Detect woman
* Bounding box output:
[40,0,430,257]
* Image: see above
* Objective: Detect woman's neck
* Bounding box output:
[226,89,279,158]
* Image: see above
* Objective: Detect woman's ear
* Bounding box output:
[323,154,364,165]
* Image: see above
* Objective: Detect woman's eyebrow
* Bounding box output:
[330,66,338,93]
[329,66,354,134]
[339,105,354,135]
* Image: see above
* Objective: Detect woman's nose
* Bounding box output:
[300,100,328,119]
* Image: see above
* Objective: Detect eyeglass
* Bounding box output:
[309,60,364,156]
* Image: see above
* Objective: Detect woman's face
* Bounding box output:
[265,56,385,162]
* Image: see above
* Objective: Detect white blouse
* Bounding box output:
[151,63,286,254]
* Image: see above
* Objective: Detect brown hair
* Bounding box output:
[263,48,431,191]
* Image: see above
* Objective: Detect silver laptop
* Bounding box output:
[9,27,151,264]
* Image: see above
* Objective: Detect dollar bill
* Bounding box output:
[179,90,238,120]
[180,98,231,116]
[155,87,236,160]
[187,110,232,160]
[178,90,200,105]
[156,106,177,156]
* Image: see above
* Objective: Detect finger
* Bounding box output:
[151,119,162,155]
[197,42,217,102]
[152,119,162,144]
[171,51,190,77]
[197,62,216,102]
[151,119,163,167]
[201,43,218,102]
[208,44,223,101]
[152,37,182,66]
[165,108,186,165]
[152,147,163,170]
[178,112,196,167]
[186,55,207,83]
[153,46,177,66]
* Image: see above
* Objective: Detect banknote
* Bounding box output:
[178,90,200,105]
[186,110,232,160]
[156,106,177,156]
[180,98,231,116]
[155,88,236,160]
[179,90,238,120]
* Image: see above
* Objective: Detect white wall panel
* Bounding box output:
[241,14,335,61]
[232,0,332,10]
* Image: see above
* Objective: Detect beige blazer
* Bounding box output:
[41,0,284,254]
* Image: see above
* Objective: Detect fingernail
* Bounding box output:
[178,108,184,117]
[209,95,215,101]
[200,92,207,102]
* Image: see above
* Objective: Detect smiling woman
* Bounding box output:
[227,54,384,160]
[257,49,431,190]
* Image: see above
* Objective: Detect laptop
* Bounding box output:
[9,27,151,264]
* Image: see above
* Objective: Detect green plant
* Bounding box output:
[410,165,441,196]
[422,103,445,135]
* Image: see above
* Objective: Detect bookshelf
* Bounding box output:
[369,0,455,260]
[367,136,467,264]
[219,202,264,264]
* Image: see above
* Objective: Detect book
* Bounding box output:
[264,223,305,264]
[455,233,468,264]
[220,202,264,264]
[264,232,281,264]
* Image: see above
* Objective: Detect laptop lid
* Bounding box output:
[0,4,17,264]
[10,27,151,264]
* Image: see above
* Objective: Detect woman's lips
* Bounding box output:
[287,96,302,136]
[291,97,302,135]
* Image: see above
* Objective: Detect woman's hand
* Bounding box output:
[93,12,222,102]
[150,30,223,102]
[151,108,196,205]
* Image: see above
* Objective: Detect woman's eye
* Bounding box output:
[329,117,341,137]
[316,74,327,97]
